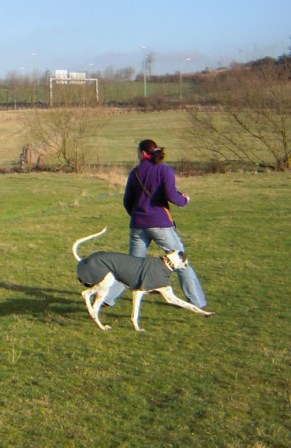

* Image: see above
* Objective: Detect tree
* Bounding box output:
[145,52,155,77]
[115,67,135,82]
[26,107,107,172]
[187,57,291,170]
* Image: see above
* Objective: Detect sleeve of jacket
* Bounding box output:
[161,165,188,207]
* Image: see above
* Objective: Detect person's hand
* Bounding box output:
[183,193,190,203]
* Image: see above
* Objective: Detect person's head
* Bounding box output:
[137,139,165,164]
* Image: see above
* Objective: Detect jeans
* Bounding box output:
[104,227,208,309]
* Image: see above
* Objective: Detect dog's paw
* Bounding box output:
[204,312,216,318]
[92,318,112,331]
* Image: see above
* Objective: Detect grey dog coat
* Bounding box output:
[77,252,172,291]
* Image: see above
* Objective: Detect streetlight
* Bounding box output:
[84,63,93,77]
[31,52,37,105]
[13,67,24,109]
[140,46,147,97]
[179,57,191,100]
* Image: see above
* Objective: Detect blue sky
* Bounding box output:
[1,0,290,78]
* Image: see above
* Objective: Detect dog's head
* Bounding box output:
[163,250,188,271]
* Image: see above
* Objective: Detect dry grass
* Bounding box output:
[0,109,190,168]
[82,165,128,189]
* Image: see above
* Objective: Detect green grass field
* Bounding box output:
[0,170,290,447]
[0,109,195,169]
[0,108,280,174]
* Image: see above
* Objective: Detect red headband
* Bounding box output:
[142,147,161,159]
[143,152,153,160]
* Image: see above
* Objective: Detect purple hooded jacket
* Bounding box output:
[123,160,187,228]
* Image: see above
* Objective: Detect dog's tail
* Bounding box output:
[72,227,107,261]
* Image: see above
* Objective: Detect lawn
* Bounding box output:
[0,108,281,172]
[0,109,193,169]
[0,171,290,447]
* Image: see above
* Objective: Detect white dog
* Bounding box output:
[72,227,215,331]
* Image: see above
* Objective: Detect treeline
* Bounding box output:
[0,54,290,109]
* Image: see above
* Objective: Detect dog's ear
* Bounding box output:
[178,251,187,262]
[165,250,175,255]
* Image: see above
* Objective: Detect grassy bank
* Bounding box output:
[0,109,191,169]
[0,171,290,447]
[0,108,278,172]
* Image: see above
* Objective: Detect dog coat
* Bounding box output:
[77,252,172,291]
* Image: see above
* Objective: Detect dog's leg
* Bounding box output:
[91,273,116,331]
[82,273,116,331]
[156,286,215,317]
[82,287,96,318]
[131,290,145,332]
[91,295,112,331]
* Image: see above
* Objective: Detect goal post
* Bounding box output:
[49,70,99,106]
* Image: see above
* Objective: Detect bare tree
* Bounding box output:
[145,52,155,77]
[115,67,135,81]
[187,57,291,170]
[26,107,108,172]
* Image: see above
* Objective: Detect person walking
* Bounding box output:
[105,139,208,309]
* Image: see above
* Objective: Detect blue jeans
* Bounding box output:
[105,227,207,309]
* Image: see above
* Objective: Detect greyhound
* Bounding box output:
[72,227,215,331]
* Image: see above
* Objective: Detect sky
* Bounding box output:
[0,0,290,78]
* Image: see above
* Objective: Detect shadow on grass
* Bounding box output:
[0,282,188,326]
[104,295,191,327]
[0,281,80,317]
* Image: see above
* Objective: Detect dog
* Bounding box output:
[72,227,215,331]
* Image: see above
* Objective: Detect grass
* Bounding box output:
[0,110,32,167]
[0,108,279,174]
[0,171,290,447]
[87,109,192,165]
[0,109,194,169]
[75,108,287,171]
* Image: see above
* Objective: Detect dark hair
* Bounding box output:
[138,139,165,164]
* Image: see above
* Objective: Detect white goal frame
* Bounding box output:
[49,76,99,107]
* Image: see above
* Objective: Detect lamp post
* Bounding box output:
[140,46,147,97]
[81,63,98,104]
[13,67,24,109]
[31,52,37,105]
[179,57,191,100]
[84,63,93,77]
